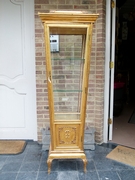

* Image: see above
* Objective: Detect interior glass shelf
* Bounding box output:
[54,113,80,121]
[53,90,82,92]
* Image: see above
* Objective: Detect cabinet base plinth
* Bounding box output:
[47,146,87,174]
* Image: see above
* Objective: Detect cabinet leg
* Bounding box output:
[47,158,52,174]
[83,159,87,172]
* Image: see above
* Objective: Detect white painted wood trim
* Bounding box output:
[27,0,37,141]
[104,0,116,142]
[109,0,116,140]
[103,0,111,143]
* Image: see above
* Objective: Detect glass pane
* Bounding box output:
[50,34,85,121]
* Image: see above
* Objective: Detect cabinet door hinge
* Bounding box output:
[111,0,115,8]
[108,118,112,124]
[48,71,51,82]
[110,61,114,69]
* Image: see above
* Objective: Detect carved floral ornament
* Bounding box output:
[58,126,77,145]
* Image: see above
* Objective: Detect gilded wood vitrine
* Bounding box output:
[38,11,98,173]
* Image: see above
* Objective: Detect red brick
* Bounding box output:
[66,0,80,4]
[58,5,73,9]
[58,0,66,4]
[35,5,41,8]
[74,5,88,9]
[35,0,49,4]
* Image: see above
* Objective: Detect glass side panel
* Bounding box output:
[50,34,85,120]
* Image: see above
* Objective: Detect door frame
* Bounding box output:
[104,0,116,142]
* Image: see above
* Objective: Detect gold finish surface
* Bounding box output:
[47,145,87,174]
[38,11,99,23]
[39,11,98,173]
[55,124,80,147]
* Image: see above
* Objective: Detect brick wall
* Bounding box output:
[35,0,106,143]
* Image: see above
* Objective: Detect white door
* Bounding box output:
[104,0,116,142]
[0,0,37,140]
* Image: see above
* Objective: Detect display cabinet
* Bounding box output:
[38,11,98,173]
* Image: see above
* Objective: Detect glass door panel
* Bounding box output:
[50,33,85,121]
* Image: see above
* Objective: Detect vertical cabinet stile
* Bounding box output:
[80,23,94,149]
[44,23,55,150]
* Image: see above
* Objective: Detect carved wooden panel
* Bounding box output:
[55,124,80,148]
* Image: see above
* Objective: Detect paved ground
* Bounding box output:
[0,141,135,180]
